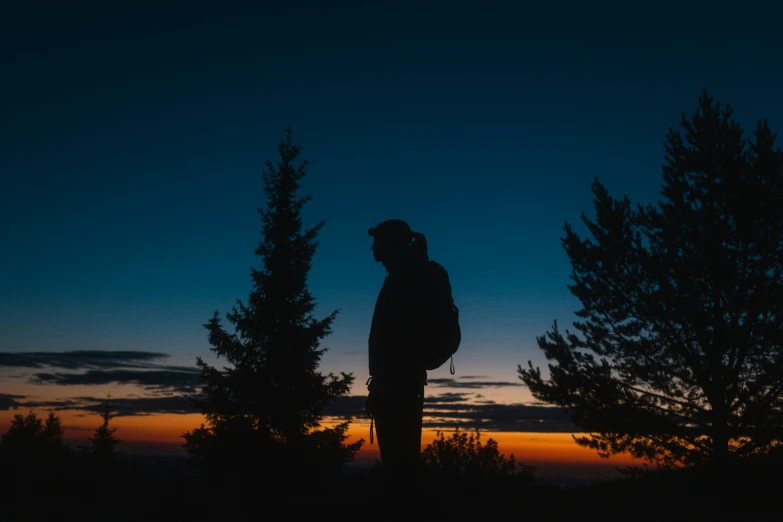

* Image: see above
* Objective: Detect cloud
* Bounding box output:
[19,395,202,417]
[424,393,472,403]
[427,377,521,389]
[9,389,575,432]
[323,394,576,432]
[2,352,571,431]
[1,350,203,393]
[0,393,25,411]
[423,402,575,432]
[323,395,366,419]
[31,368,203,394]
[0,351,170,370]
[81,396,200,417]
[13,399,85,411]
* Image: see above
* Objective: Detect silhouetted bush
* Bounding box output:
[420,428,535,492]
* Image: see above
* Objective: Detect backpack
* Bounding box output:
[420,260,461,374]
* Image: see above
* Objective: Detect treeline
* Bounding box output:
[0,406,534,511]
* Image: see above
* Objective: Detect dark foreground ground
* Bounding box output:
[1,458,779,522]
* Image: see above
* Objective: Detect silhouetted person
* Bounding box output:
[366,219,431,494]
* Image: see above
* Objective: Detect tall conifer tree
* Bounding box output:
[520,91,783,468]
[183,128,361,486]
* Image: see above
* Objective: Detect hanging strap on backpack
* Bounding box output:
[366,376,375,445]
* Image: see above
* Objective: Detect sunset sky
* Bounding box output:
[2,2,782,480]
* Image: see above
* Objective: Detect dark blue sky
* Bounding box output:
[2,2,782,403]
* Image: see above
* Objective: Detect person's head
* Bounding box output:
[369,219,427,271]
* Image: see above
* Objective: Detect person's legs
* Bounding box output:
[374,385,424,493]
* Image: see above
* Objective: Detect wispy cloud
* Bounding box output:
[0,351,170,370]
[323,394,575,432]
[20,395,201,417]
[0,393,25,411]
[8,390,574,432]
[3,351,567,431]
[322,395,366,419]
[423,401,574,432]
[424,392,472,403]
[0,351,203,394]
[427,377,521,389]
[31,368,202,394]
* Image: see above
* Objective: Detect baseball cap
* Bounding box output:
[368,219,414,240]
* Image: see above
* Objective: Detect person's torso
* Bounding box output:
[368,261,432,382]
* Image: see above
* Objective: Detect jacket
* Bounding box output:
[368,257,430,389]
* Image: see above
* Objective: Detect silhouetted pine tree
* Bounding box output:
[183,128,361,489]
[80,397,121,459]
[519,90,783,469]
[76,397,126,485]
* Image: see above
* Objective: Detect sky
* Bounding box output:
[2,2,782,478]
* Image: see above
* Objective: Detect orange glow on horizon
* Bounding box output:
[0,409,637,469]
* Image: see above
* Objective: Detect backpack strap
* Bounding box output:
[366,376,375,445]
